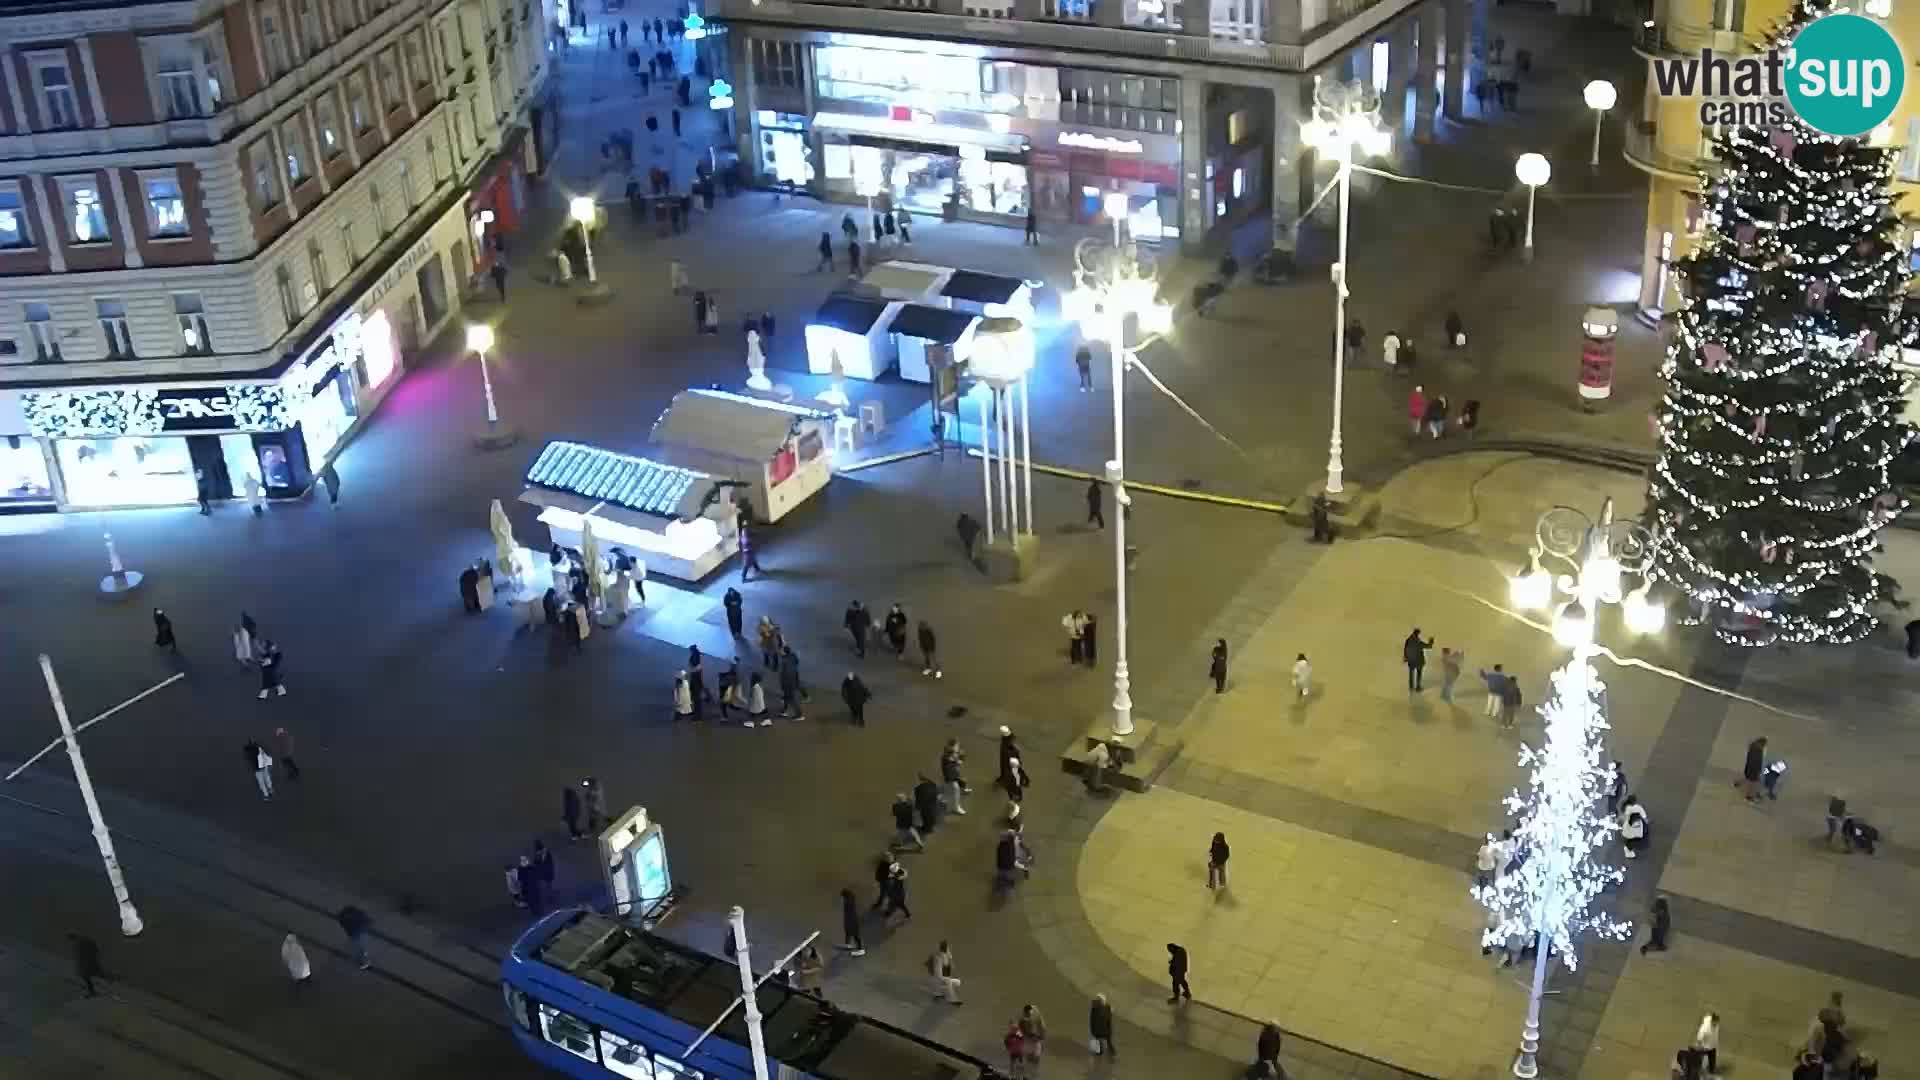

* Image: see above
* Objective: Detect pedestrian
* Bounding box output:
[717,657,741,721]
[872,213,883,244]
[1075,345,1094,392]
[914,774,941,834]
[1309,494,1333,542]
[1020,1004,1047,1068]
[1207,831,1230,889]
[1086,478,1104,526]
[671,108,681,136]
[336,905,372,969]
[584,776,607,832]
[1807,991,1847,1058]
[249,740,275,799]
[723,586,744,638]
[838,886,865,955]
[618,17,627,45]
[673,671,694,721]
[687,645,708,719]
[505,860,525,907]
[917,620,941,678]
[1382,329,1401,369]
[234,612,258,666]
[927,941,961,1003]
[1085,740,1111,793]
[1445,310,1467,350]
[1002,755,1029,813]
[1407,385,1428,436]
[1209,639,1229,693]
[153,608,176,650]
[841,672,870,726]
[895,207,911,243]
[1439,647,1463,703]
[1403,628,1434,691]
[1475,833,1503,888]
[1825,794,1849,848]
[563,784,584,840]
[1639,895,1671,956]
[519,854,544,913]
[491,258,508,301]
[956,512,981,562]
[1740,736,1767,800]
[195,467,213,514]
[882,861,911,920]
[1606,760,1628,815]
[1257,1021,1283,1072]
[891,792,926,852]
[255,639,287,699]
[1459,399,1481,438]
[1425,393,1448,439]
[1004,1021,1027,1078]
[69,933,105,997]
[320,462,341,505]
[1090,993,1116,1057]
[1692,1012,1719,1076]
[779,644,806,719]
[1344,320,1366,366]
[1763,757,1788,799]
[275,726,300,780]
[1166,943,1191,1002]
[884,603,908,659]
[652,16,663,41]
[1082,612,1099,666]
[739,524,764,580]
[844,600,872,657]
[998,724,1021,780]
[1022,206,1038,245]
[1480,663,1509,719]
[1620,795,1650,858]
[738,672,765,727]
[1065,610,1087,664]
[790,943,825,994]
[848,239,862,275]
[934,740,969,816]
[1292,653,1313,698]
[281,932,312,987]
[756,616,779,670]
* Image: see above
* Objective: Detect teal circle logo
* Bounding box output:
[1785,14,1905,136]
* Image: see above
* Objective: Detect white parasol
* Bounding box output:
[581,517,605,605]
[489,498,519,576]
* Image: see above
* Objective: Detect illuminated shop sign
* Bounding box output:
[1058,132,1145,154]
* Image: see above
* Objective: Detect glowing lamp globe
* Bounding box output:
[1103,191,1129,223]
[970,317,1034,383]
[1552,599,1594,649]
[1139,299,1173,336]
[1585,554,1624,605]
[1511,552,1553,611]
[1515,153,1551,188]
[569,196,596,224]
[466,323,495,353]
[1583,80,1617,112]
[1623,585,1666,635]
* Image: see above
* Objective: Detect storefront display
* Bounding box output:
[756,111,813,189]
[0,436,54,507]
[56,436,198,508]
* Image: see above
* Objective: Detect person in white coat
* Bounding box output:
[1693,1012,1719,1075]
[243,471,265,515]
[281,933,312,985]
[746,672,769,727]
[673,672,694,720]
[1291,653,1313,699]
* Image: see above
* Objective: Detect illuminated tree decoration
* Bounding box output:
[22,389,165,438]
[1647,0,1915,646]
[1474,660,1629,965]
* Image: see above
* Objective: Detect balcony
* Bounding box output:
[1623,123,1716,183]
[1633,17,1767,59]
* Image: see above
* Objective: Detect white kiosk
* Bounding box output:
[804,295,901,381]
[890,304,979,385]
[940,269,1036,322]
[519,440,739,582]
[599,806,678,928]
[649,388,835,524]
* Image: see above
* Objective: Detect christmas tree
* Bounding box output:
[1647,0,1914,646]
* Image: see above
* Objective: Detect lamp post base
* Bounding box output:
[576,282,615,306]
[98,570,145,595]
[976,535,1036,583]
[473,424,523,451]
[1290,479,1380,536]
[1058,713,1166,793]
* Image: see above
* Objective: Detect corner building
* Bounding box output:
[0,0,549,512]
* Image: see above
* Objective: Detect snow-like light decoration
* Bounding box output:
[1474,659,1631,965]
[23,389,164,438]
[1645,0,1917,646]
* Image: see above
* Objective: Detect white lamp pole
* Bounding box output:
[570,196,599,283]
[1515,153,1551,264]
[978,387,995,547]
[1328,149,1353,494]
[1583,80,1617,168]
[467,323,500,426]
[1108,295,1133,736]
[1019,376,1033,535]
[1104,191,1126,249]
[40,656,144,937]
[726,906,773,1080]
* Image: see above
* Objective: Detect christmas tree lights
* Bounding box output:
[1646,0,1915,646]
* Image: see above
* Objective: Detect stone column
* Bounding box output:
[1443,0,1468,121]
[1179,72,1208,254]
[1415,2,1441,142]
[1384,17,1415,129]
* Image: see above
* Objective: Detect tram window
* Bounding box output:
[652,1056,703,1078]
[503,986,535,1033]
[598,1031,656,1079]
[538,1003,599,1062]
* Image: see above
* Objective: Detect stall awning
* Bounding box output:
[941,270,1025,306]
[861,261,951,301]
[811,295,893,336]
[890,304,977,345]
[524,440,712,519]
[650,388,831,464]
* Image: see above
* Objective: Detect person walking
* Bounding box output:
[1292,653,1313,699]
[281,932,313,987]
[757,616,780,670]
[519,853,544,913]
[1310,494,1333,543]
[1209,639,1229,693]
[848,239,862,276]
[881,603,908,660]
[274,727,300,781]
[1024,207,1038,245]
[1639,896,1671,955]
[1066,610,1087,665]
[844,600,872,658]
[1085,478,1105,527]
[927,941,961,1003]
[244,470,266,515]
[891,793,924,852]
[940,739,969,814]
[724,587,745,638]
[1085,740,1111,793]
[320,462,341,505]
[1256,1021,1283,1073]
[914,775,941,834]
[69,933,105,997]
[778,648,806,720]
[838,887,866,956]
[1019,1004,1047,1070]
[584,776,607,833]
[1207,831,1230,889]
[1004,1021,1028,1079]
[1407,386,1428,437]
[1082,613,1099,667]
[747,672,770,727]
[672,671,694,721]
[336,905,372,969]
[234,612,258,666]
[257,639,287,699]
[1403,629,1434,691]
[841,672,870,726]
[917,621,941,678]
[1740,736,1767,801]
[249,740,275,799]
[1480,663,1509,719]
[563,784,583,840]
[195,468,213,515]
[1166,943,1192,1003]
[1001,756,1030,817]
[687,646,709,720]
[1439,647,1463,703]
[881,861,911,921]
[1075,345,1094,392]
[817,232,834,271]
[1475,833,1503,888]
[1606,761,1628,815]
[717,657,742,721]
[490,258,509,301]
[738,524,764,580]
[1089,993,1116,1057]
[1692,1012,1719,1076]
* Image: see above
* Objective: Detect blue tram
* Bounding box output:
[503,909,1004,1080]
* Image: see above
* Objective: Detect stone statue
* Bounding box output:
[818,347,850,409]
[746,329,772,391]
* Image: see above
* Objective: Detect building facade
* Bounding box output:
[0,0,549,512]
[713,0,1482,252]
[1627,0,1920,317]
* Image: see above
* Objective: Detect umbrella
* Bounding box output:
[581,517,604,605]
[489,499,519,578]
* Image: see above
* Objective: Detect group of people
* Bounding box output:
[1405,384,1481,440]
[504,839,558,913]
[240,730,300,800]
[226,610,288,700]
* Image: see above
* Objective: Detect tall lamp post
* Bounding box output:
[1066,242,1171,738]
[1300,79,1390,495]
[1583,80,1617,168]
[466,323,517,449]
[1514,153,1551,264]
[40,656,145,936]
[569,196,599,283]
[1491,498,1663,1079]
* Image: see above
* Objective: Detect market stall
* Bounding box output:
[861,261,953,303]
[940,269,1035,322]
[805,295,901,380]
[889,304,979,385]
[518,440,738,583]
[649,388,834,524]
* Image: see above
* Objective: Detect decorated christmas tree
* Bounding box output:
[1647,0,1914,646]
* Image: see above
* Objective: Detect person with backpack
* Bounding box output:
[1620,796,1650,859]
[1499,676,1523,728]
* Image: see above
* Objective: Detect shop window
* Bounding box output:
[57,437,199,508]
[59,177,110,243]
[283,120,312,185]
[25,302,61,363]
[538,1004,598,1063]
[96,299,133,359]
[0,184,33,249]
[250,138,281,209]
[142,174,190,238]
[315,94,344,159]
[277,264,300,326]
[0,436,54,501]
[1901,119,1920,183]
[598,1031,657,1079]
[33,57,81,130]
[175,292,212,354]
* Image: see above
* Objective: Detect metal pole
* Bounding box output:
[1000,385,1016,539]
[1019,376,1033,536]
[726,907,773,1080]
[478,347,500,425]
[1523,183,1537,263]
[581,219,598,283]
[1110,304,1134,737]
[1513,902,1552,1078]
[40,656,143,937]
[1326,156,1352,495]
[1589,108,1603,167]
[979,388,995,547]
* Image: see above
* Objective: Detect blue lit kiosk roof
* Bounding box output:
[648,387,835,466]
[524,910,990,1079]
[522,440,715,522]
[888,303,977,345]
[940,270,1026,307]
